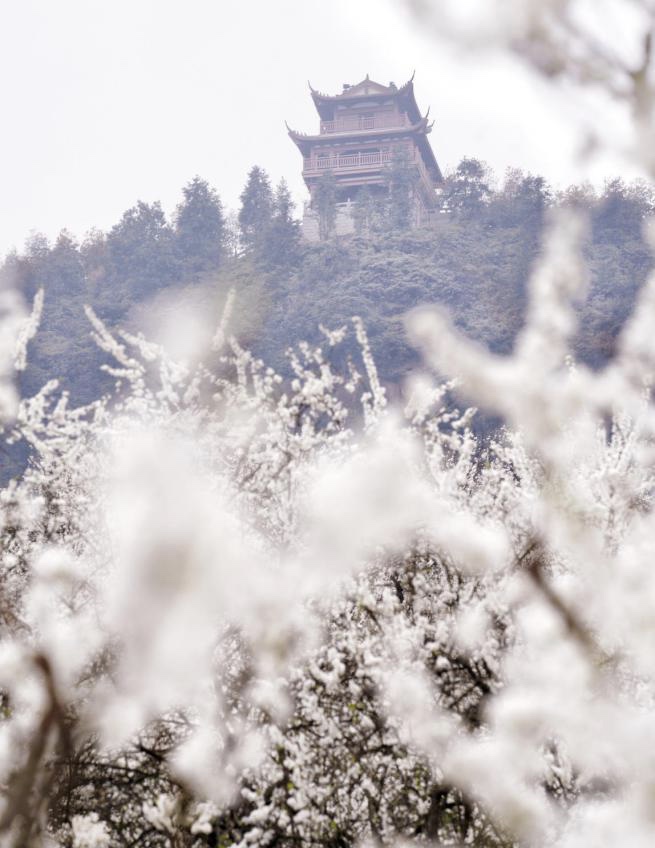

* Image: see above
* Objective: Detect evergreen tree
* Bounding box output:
[262,179,300,268]
[273,178,294,224]
[17,231,86,317]
[238,166,274,251]
[102,200,176,316]
[386,148,415,231]
[17,231,107,404]
[313,172,338,241]
[174,176,226,277]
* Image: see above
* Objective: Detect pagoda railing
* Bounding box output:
[304,151,392,171]
[320,115,408,134]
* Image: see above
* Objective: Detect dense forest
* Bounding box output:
[1,159,653,422]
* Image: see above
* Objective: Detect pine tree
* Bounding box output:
[238,166,274,251]
[174,176,226,277]
[262,179,300,268]
[273,178,294,224]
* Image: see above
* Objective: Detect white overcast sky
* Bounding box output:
[0,0,641,258]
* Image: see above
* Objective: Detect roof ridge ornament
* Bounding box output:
[398,71,416,93]
[309,81,330,100]
[285,121,309,138]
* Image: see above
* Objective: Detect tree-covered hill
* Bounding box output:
[1,161,653,417]
[260,165,653,388]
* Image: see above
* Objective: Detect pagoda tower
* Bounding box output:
[287,73,442,239]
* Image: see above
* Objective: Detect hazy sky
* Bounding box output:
[0,0,639,258]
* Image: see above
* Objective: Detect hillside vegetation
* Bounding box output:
[1,161,653,412]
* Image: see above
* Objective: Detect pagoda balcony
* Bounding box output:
[319,115,409,134]
[303,150,392,172]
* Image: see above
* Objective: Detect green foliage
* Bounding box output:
[174,176,227,277]
[592,178,655,245]
[238,165,274,251]
[12,231,108,405]
[441,157,493,218]
[352,186,387,236]
[100,200,177,318]
[262,179,301,269]
[386,148,415,230]
[352,150,428,236]
[261,218,533,388]
[258,167,654,400]
[236,167,301,269]
[313,171,338,241]
[490,168,551,231]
